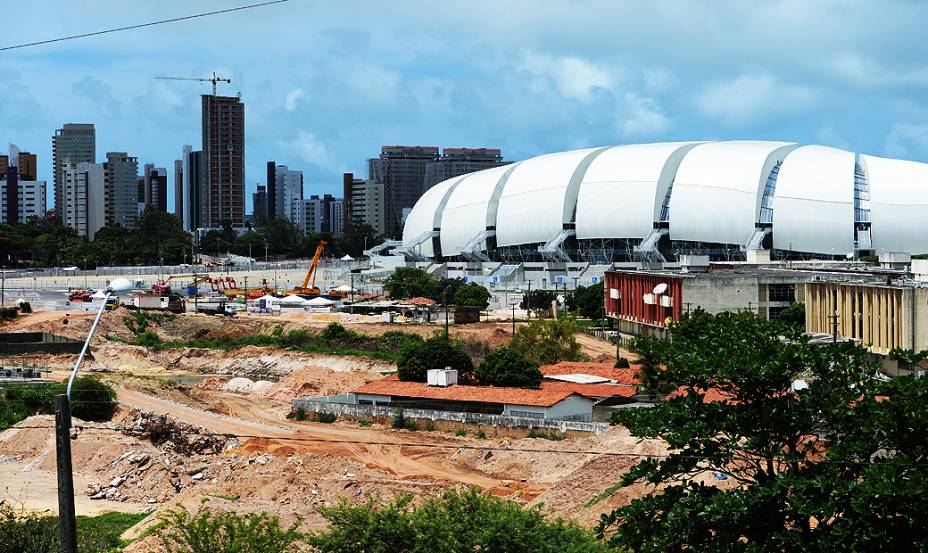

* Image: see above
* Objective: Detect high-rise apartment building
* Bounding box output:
[103,152,139,229]
[422,148,506,190]
[63,162,105,239]
[367,146,439,236]
[252,185,268,219]
[343,172,385,236]
[328,197,344,237]
[0,145,46,223]
[140,164,168,212]
[52,124,96,217]
[202,95,245,228]
[272,165,302,222]
[179,145,206,231]
[266,162,277,219]
[173,159,184,221]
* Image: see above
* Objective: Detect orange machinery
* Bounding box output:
[291,241,327,295]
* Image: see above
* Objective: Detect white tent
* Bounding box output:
[340,254,354,261]
[332,284,353,293]
[256,294,280,306]
[306,296,336,307]
[91,290,107,299]
[279,294,309,305]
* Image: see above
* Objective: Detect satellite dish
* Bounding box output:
[653,283,668,295]
[845,253,854,260]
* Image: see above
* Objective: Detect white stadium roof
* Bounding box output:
[400,140,928,260]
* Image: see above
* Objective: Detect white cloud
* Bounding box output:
[620,93,671,138]
[285,88,306,112]
[521,51,617,102]
[293,130,338,170]
[884,123,928,159]
[695,74,818,127]
[828,53,928,88]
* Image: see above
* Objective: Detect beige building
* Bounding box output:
[805,281,928,355]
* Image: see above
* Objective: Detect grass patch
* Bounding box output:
[77,511,149,550]
[527,429,564,441]
[583,481,624,509]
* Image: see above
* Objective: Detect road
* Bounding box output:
[116,386,500,489]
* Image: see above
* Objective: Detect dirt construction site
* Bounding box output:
[0,309,665,550]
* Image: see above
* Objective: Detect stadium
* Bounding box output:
[397,141,928,263]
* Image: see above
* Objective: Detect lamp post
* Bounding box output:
[55,277,132,553]
[442,283,452,339]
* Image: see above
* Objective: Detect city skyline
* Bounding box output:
[2,1,927,213]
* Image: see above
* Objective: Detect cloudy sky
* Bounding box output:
[2,0,928,211]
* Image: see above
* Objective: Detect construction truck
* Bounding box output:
[151,274,208,296]
[291,241,327,296]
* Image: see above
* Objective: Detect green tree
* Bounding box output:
[598,310,925,552]
[68,377,118,422]
[384,267,438,300]
[509,318,584,365]
[308,489,619,553]
[452,282,491,308]
[573,283,604,319]
[476,346,542,387]
[520,289,557,316]
[397,334,474,382]
[160,505,304,553]
[338,218,380,258]
[626,336,672,399]
[776,301,806,332]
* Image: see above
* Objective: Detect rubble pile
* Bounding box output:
[119,410,237,456]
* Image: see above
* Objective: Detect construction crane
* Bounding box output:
[155,71,231,96]
[292,241,327,296]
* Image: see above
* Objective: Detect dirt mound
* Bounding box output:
[262,367,382,402]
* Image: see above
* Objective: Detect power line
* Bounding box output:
[0,0,290,52]
[7,424,891,466]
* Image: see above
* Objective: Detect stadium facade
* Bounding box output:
[397,141,928,263]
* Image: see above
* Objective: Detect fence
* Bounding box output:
[291,399,610,433]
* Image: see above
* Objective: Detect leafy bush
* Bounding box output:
[476,346,542,388]
[68,377,118,422]
[320,322,358,342]
[573,282,604,319]
[396,334,474,382]
[509,318,584,365]
[159,505,303,553]
[307,489,617,552]
[614,356,630,368]
[377,331,423,355]
[527,429,563,441]
[286,408,307,421]
[384,267,438,300]
[279,329,314,347]
[453,282,491,308]
[18,301,32,314]
[131,331,164,349]
[0,503,146,553]
[314,411,337,423]
[0,306,19,320]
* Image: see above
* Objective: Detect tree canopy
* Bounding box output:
[476,346,543,388]
[396,334,475,382]
[509,318,585,366]
[572,283,604,319]
[600,309,928,552]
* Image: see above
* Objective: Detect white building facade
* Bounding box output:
[64,162,105,239]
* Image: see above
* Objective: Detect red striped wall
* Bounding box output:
[604,271,683,328]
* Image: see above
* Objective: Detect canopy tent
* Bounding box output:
[340,254,354,261]
[332,284,353,293]
[255,294,280,306]
[279,294,309,305]
[306,296,336,306]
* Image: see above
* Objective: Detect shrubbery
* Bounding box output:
[0,377,117,430]
[476,346,542,388]
[396,334,474,382]
[0,503,145,553]
[509,318,585,365]
[159,505,303,553]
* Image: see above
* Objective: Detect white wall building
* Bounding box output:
[0,179,46,223]
[63,162,105,239]
[274,166,303,223]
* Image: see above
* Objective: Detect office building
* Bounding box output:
[104,152,139,229]
[266,162,277,219]
[271,164,302,222]
[343,172,385,236]
[422,148,506,190]
[202,94,245,228]
[252,185,268,219]
[63,162,105,239]
[174,159,183,221]
[179,145,205,231]
[290,198,315,237]
[140,164,168,212]
[0,145,46,223]
[294,193,341,235]
[368,145,439,235]
[52,124,96,217]
[328,197,344,237]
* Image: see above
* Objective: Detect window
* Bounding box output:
[768,284,795,302]
[509,409,544,419]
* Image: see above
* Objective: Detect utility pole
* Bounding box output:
[55,395,77,553]
[526,281,532,319]
[512,303,516,335]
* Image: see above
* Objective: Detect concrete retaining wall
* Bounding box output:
[291,399,610,434]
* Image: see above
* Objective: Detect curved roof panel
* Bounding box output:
[439,163,517,257]
[400,175,465,258]
[669,141,798,245]
[575,142,701,240]
[861,154,928,254]
[496,147,605,247]
[772,145,855,255]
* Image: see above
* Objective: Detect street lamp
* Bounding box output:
[441,283,453,339]
[56,276,133,552]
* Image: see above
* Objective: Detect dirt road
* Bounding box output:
[116,387,499,489]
